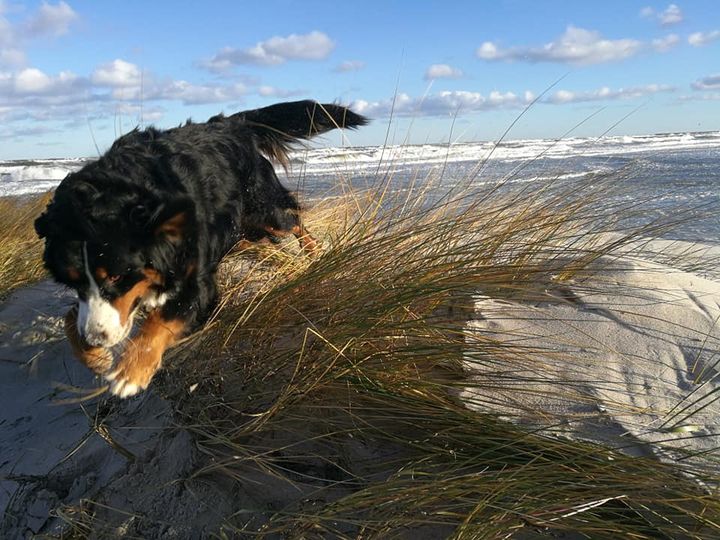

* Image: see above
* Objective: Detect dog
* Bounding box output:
[35,100,367,397]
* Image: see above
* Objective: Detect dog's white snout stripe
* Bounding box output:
[77,242,128,347]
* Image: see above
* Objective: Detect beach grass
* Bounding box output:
[153,169,720,538]
[0,193,49,298]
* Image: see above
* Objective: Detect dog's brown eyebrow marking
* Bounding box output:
[156,212,187,241]
[110,268,164,326]
[95,267,109,281]
[66,267,80,281]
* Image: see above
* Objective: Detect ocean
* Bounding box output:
[3,131,719,243]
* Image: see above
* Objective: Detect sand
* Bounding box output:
[462,248,720,471]
[1,239,719,537]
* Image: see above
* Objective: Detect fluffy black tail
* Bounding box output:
[225,100,368,166]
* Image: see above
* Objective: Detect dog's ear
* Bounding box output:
[34,209,55,239]
[149,197,195,243]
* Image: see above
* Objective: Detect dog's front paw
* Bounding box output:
[104,345,161,398]
[64,306,114,374]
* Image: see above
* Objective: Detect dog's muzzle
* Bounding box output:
[76,295,132,347]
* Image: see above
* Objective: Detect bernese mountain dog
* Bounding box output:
[34,100,367,397]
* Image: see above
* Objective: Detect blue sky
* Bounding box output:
[1,0,719,159]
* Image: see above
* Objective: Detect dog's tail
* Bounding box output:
[222,100,368,166]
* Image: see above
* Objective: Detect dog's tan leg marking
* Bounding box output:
[264,224,319,255]
[64,306,113,374]
[291,225,319,255]
[105,311,184,398]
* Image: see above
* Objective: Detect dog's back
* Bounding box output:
[196,101,367,249]
[92,101,367,254]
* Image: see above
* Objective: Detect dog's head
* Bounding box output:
[35,171,194,347]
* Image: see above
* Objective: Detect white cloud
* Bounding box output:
[476,26,643,65]
[14,67,51,93]
[333,60,366,73]
[201,31,335,71]
[476,42,499,60]
[352,90,533,118]
[424,63,463,80]
[688,30,720,47]
[0,47,25,67]
[546,84,675,104]
[0,8,12,47]
[90,60,250,106]
[652,34,680,51]
[92,59,142,88]
[352,84,676,118]
[0,60,251,128]
[148,80,247,105]
[257,85,304,98]
[10,67,83,95]
[114,102,165,123]
[678,92,720,102]
[24,1,78,37]
[640,6,656,19]
[691,74,720,90]
[659,4,683,26]
[0,1,77,68]
[640,4,683,26]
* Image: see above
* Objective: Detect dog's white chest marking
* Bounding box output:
[77,243,129,347]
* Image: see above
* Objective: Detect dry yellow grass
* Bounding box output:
[159,172,720,539]
[0,193,49,298]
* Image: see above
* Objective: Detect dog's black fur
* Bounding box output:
[35,100,367,391]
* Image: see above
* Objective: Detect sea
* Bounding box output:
[2,131,719,243]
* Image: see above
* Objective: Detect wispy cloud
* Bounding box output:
[257,85,305,98]
[652,34,680,52]
[678,92,720,102]
[476,26,644,65]
[146,80,248,105]
[547,84,675,104]
[688,30,720,47]
[333,60,366,73]
[691,74,720,90]
[0,1,77,67]
[352,90,535,118]
[640,4,684,26]
[424,64,463,80]
[0,124,63,141]
[24,1,78,38]
[353,83,676,118]
[0,60,244,126]
[200,31,335,72]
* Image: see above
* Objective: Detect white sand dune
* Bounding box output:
[462,250,720,471]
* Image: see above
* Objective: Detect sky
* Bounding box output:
[0,0,719,159]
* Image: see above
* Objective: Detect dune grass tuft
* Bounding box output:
[0,193,49,298]
[156,169,720,539]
